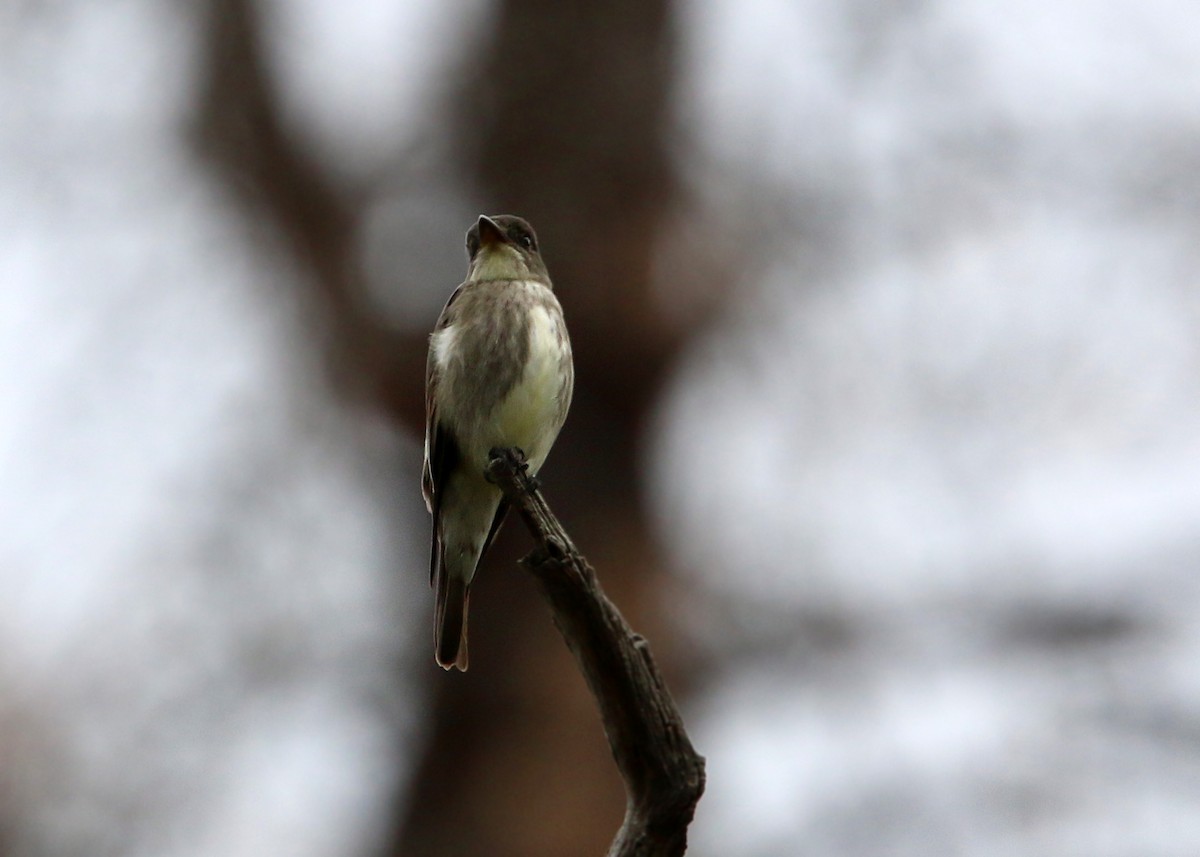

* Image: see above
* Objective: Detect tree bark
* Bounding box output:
[485,449,705,857]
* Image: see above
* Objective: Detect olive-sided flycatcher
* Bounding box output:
[422,215,574,670]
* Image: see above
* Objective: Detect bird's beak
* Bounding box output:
[476,215,506,248]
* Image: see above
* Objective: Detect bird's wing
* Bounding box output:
[422,284,466,507]
[423,283,466,585]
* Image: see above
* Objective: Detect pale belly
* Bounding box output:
[461,304,569,476]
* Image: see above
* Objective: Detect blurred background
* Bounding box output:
[3,0,1200,855]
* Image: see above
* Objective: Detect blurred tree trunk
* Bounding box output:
[191,1,692,855]
[391,4,685,857]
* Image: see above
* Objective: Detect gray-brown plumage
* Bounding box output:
[422,215,573,670]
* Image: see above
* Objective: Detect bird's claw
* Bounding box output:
[508,448,539,487]
[489,446,531,474]
[504,447,539,488]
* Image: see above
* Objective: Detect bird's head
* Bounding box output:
[465,215,550,284]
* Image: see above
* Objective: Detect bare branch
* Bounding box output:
[486,448,706,857]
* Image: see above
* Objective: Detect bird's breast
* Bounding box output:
[489,302,570,470]
[435,281,572,475]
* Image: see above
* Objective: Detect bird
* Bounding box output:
[422,214,574,670]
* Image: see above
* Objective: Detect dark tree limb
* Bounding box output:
[192,0,427,427]
[486,448,706,857]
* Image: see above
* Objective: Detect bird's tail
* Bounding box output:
[434,570,470,671]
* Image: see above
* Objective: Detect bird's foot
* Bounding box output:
[488,446,525,465]
[488,447,537,487]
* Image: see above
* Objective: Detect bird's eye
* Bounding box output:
[518,233,534,250]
